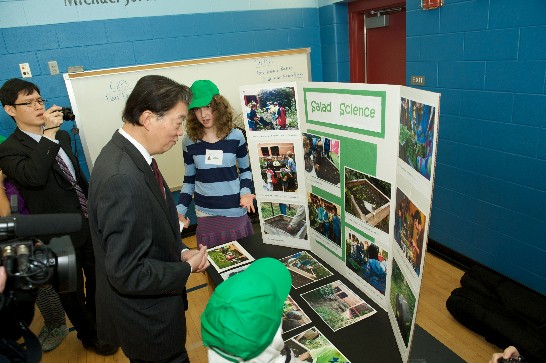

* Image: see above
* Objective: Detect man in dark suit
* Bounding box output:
[0,78,117,355]
[88,75,209,363]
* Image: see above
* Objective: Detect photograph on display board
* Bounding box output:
[219,264,250,280]
[302,133,340,186]
[280,251,333,289]
[345,167,391,234]
[308,193,342,248]
[399,97,436,181]
[242,86,298,131]
[394,188,426,276]
[207,241,255,273]
[282,295,312,334]
[345,227,389,295]
[301,280,376,331]
[261,201,307,239]
[284,326,351,363]
[390,259,417,347]
[258,142,298,193]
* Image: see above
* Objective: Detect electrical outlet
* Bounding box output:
[19,63,32,78]
[48,61,60,75]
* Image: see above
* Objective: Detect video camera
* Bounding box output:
[0,213,81,294]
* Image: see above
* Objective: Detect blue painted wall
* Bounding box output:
[1,0,543,294]
[407,0,546,294]
[0,2,352,179]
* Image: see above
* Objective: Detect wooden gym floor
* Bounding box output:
[32,234,500,363]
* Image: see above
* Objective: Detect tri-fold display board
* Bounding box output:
[240,81,440,362]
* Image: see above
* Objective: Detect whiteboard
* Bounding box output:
[64,48,311,190]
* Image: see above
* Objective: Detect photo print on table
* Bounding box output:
[282,295,312,334]
[399,97,436,181]
[219,264,251,280]
[258,142,298,193]
[207,241,255,274]
[242,86,298,131]
[280,251,333,289]
[284,326,351,363]
[261,201,307,239]
[390,259,416,347]
[344,166,391,234]
[345,227,389,295]
[301,280,376,331]
[302,133,340,186]
[393,188,426,277]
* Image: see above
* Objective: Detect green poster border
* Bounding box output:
[306,129,378,261]
[303,87,387,139]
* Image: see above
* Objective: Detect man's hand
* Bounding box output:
[181,244,209,273]
[0,266,7,294]
[489,346,520,363]
[42,105,64,139]
[240,193,256,213]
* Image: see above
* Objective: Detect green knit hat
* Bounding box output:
[201,257,292,361]
[188,79,219,109]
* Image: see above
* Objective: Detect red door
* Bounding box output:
[349,0,406,85]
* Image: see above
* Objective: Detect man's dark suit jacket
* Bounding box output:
[88,131,191,361]
[0,128,88,246]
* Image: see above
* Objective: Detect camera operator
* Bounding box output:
[0,78,117,355]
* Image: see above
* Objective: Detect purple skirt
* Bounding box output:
[196,214,254,248]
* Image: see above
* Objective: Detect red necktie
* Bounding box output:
[151,158,166,201]
[56,154,88,218]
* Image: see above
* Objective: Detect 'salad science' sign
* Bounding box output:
[304,88,386,137]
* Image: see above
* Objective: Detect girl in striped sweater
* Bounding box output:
[177,80,256,247]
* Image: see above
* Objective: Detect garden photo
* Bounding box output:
[302,133,340,186]
[258,142,298,192]
[345,228,389,295]
[284,327,351,363]
[345,167,391,233]
[260,202,307,239]
[307,193,342,247]
[207,241,254,273]
[301,281,376,331]
[394,188,426,276]
[280,251,333,289]
[390,259,416,347]
[243,86,298,131]
[399,97,436,180]
[282,296,312,334]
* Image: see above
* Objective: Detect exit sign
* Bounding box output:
[411,76,425,86]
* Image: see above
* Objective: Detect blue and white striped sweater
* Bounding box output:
[176,128,252,218]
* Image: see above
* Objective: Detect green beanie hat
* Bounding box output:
[188,79,219,109]
[201,257,292,361]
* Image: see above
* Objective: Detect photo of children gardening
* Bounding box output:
[399,97,436,180]
[390,259,416,347]
[394,188,426,276]
[303,133,340,186]
[345,167,391,234]
[308,193,342,247]
[243,86,298,131]
[284,327,351,363]
[260,201,307,239]
[258,142,298,192]
[345,229,389,295]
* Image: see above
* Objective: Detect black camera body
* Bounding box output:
[0,236,76,293]
[61,107,75,121]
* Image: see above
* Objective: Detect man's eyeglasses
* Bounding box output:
[12,99,47,108]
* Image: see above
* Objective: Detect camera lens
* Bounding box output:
[61,107,75,121]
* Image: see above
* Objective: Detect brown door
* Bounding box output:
[349,0,406,85]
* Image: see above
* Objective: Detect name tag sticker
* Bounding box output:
[205,149,223,165]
